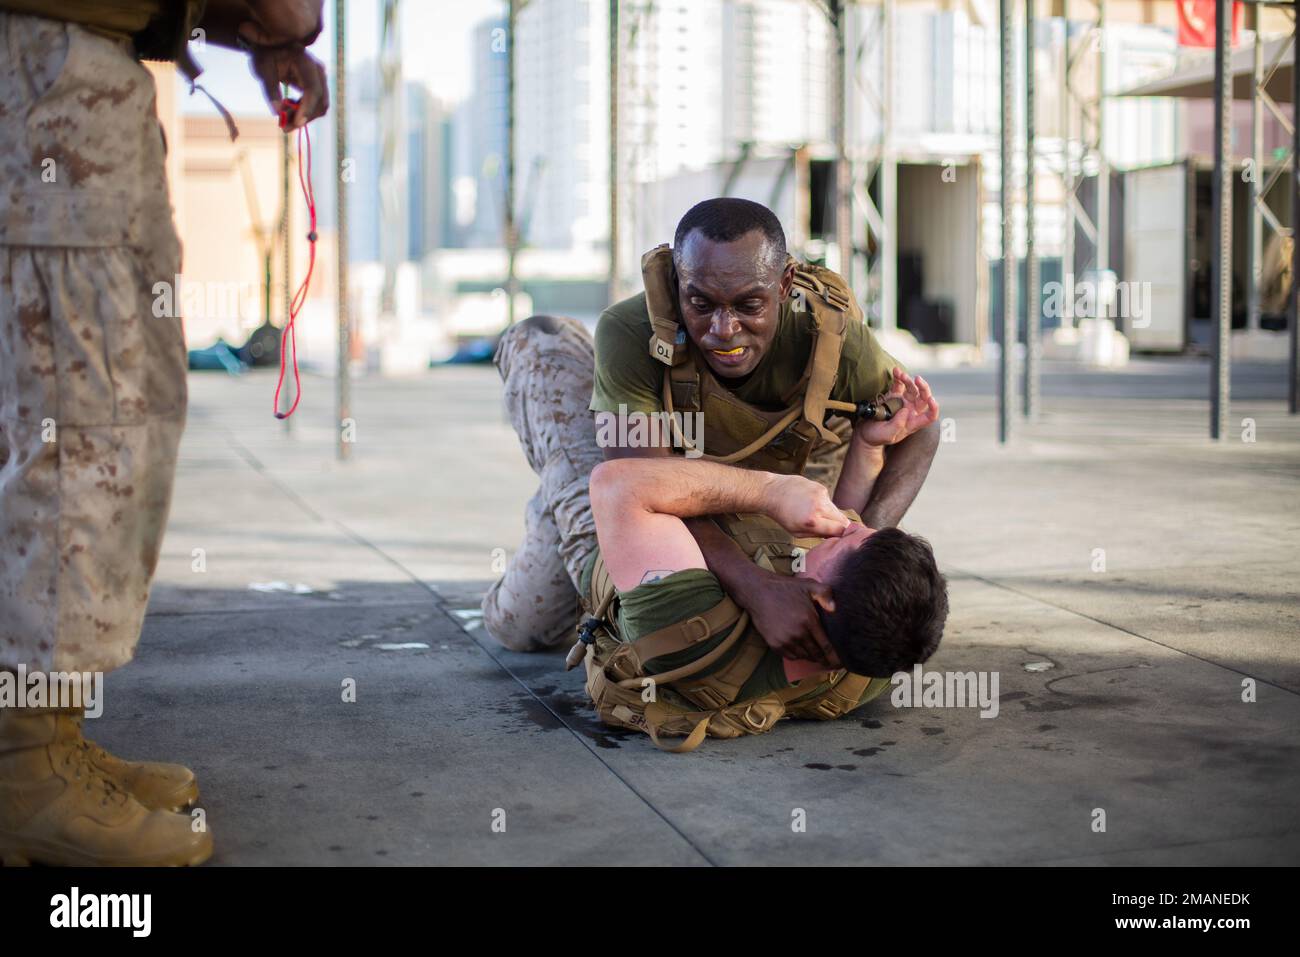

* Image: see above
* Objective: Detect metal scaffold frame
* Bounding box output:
[518,0,1300,446]
[814,0,896,334]
[1237,0,1300,418]
[1243,2,1296,336]
[607,0,660,303]
[1057,0,1107,334]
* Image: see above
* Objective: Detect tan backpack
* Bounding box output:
[566,511,889,753]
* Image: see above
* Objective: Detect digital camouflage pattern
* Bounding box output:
[0,12,186,674]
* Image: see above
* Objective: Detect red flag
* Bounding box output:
[1177,1,1243,48]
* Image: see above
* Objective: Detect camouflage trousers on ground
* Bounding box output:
[0,12,187,674]
[481,314,851,652]
[482,316,604,651]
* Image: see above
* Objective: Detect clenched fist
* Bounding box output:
[763,474,851,538]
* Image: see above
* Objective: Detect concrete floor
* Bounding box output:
[89,357,1300,865]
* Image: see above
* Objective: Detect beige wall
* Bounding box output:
[145,61,328,351]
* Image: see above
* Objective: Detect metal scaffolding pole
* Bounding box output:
[1059,0,1073,330]
[1095,0,1107,277]
[335,0,350,461]
[1248,5,1264,334]
[1059,1,1105,326]
[505,0,520,325]
[1211,0,1234,440]
[1292,0,1300,413]
[880,0,896,332]
[609,0,620,303]
[1025,0,1040,419]
[831,0,892,328]
[999,0,1016,443]
[378,0,402,323]
[833,1,851,274]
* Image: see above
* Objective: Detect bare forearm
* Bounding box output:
[199,0,323,49]
[198,0,255,48]
[594,458,773,520]
[831,434,886,514]
[685,516,763,595]
[858,422,939,528]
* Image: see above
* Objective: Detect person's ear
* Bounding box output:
[778,261,795,302]
[808,580,836,615]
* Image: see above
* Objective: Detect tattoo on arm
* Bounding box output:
[639,570,676,585]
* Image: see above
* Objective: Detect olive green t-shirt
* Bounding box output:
[579,553,890,708]
[590,291,901,416]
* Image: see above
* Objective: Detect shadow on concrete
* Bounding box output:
[77,578,1300,864]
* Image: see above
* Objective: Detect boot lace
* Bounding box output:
[59,729,129,809]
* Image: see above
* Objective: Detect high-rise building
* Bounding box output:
[722,0,833,150]
[457,15,509,247]
[405,83,453,259]
[515,0,610,251]
[620,0,834,182]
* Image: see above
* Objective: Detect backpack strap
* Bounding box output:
[621,595,745,670]
[780,672,876,719]
[673,635,768,710]
[642,244,684,367]
[612,607,750,688]
[789,263,852,445]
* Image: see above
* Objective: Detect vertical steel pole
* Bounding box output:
[378,0,401,323]
[999,0,1015,443]
[1291,0,1300,413]
[506,0,519,325]
[335,0,351,461]
[833,1,851,276]
[1095,0,1108,277]
[1025,0,1039,418]
[609,0,620,303]
[1247,5,1262,334]
[1060,1,1074,331]
[1211,0,1233,440]
[881,0,897,330]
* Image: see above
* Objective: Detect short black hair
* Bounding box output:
[672,197,788,270]
[823,527,948,677]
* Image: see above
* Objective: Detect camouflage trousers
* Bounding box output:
[483,316,604,652]
[0,13,187,674]
[482,315,850,653]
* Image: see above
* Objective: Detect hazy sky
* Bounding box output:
[182,0,497,117]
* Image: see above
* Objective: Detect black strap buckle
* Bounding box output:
[577,618,603,644]
[855,396,903,422]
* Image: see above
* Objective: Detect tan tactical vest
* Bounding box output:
[642,244,901,475]
[567,510,890,753]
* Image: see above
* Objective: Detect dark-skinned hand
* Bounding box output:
[740,567,842,668]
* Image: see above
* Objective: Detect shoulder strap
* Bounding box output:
[620,596,745,674]
[642,244,684,367]
[789,260,854,444]
[778,671,876,719]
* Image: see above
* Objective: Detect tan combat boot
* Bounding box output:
[75,714,200,813]
[0,706,213,867]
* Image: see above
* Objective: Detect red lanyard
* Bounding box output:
[273,110,318,420]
